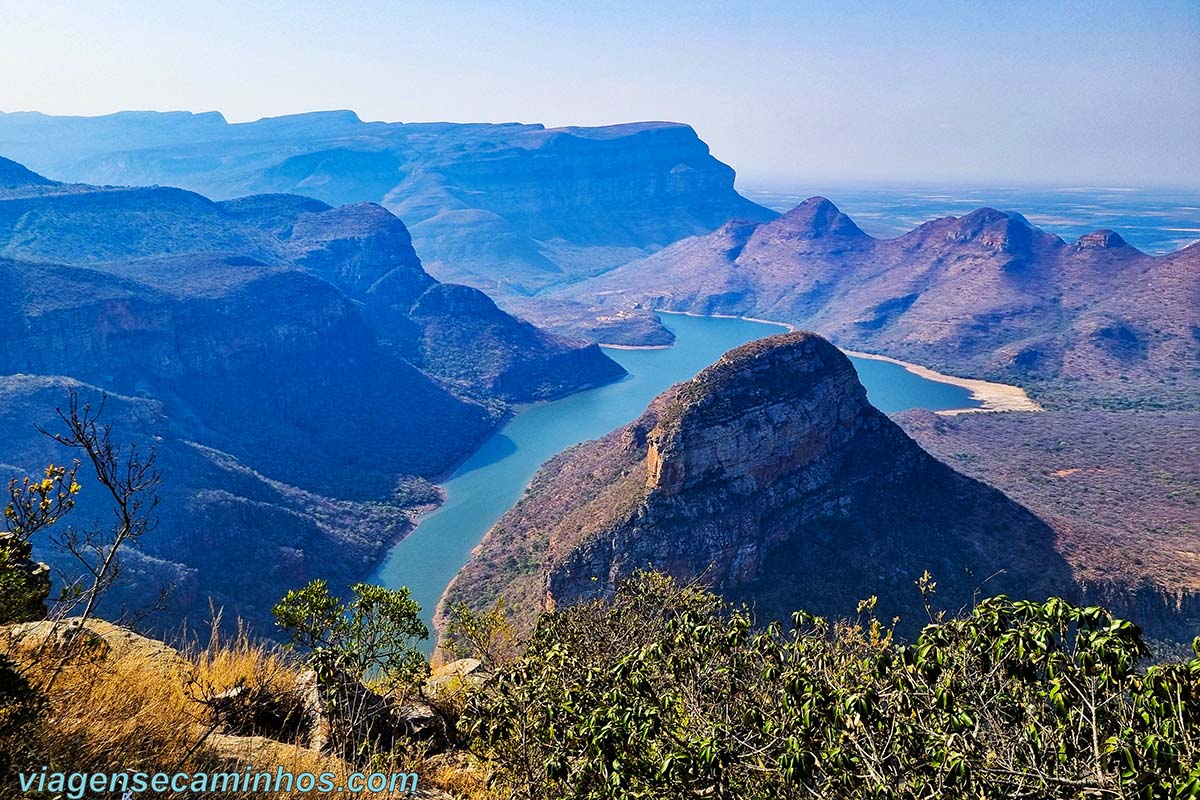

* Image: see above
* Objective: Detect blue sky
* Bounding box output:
[1,0,1197,186]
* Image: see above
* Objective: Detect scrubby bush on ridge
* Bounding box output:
[463,571,1200,800]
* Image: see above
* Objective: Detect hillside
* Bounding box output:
[898,408,1200,641]
[549,198,1200,408]
[0,112,776,301]
[441,332,1138,640]
[0,160,624,402]
[0,158,623,633]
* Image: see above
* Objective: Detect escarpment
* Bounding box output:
[444,332,1082,637]
[0,157,624,635]
[0,113,777,300]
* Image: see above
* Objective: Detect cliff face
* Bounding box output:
[0,158,623,634]
[0,167,624,407]
[552,198,1200,409]
[0,112,776,300]
[446,332,1085,637]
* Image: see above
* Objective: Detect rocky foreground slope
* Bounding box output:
[0,111,775,301]
[442,332,1177,640]
[0,157,623,633]
[551,198,1200,409]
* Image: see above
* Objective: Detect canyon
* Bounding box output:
[0,156,623,632]
[444,332,1154,640]
[1,114,1195,650]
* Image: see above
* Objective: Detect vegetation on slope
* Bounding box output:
[464,572,1200,799]
[2,399,1197,799]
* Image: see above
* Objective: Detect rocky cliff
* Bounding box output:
[551,197,1200,409]
[444,332,1094,637]
[0,112,776,301]
[0,162,624,407]
[0,158,622,634]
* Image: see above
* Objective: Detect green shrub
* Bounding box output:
[464,571,1200,800]
[273,580,430,759]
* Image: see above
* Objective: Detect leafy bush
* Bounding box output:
[0,652,44,777]
[442,598,517,668]
[464,571,1200,800]
[273,580,429,692]
[273,580,430,759]
[0,463,79,624]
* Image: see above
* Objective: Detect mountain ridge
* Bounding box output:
[0,156,624,634]
[547,197,1199,408]
[0,111,778,303]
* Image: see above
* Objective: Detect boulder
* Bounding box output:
[294,668,449,758]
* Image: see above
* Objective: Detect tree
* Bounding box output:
[273,580,430,758]
[441,598,517,668]
[0,390,160,632]
[0,463,79,623]
[41,392,160,628]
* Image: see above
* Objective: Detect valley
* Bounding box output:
[3,7,1198,795]
[370,313,996,643]
[0,115,1195,653]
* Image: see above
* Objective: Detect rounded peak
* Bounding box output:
[774,197,867,239]
[219,193,332,217]
[665,331,863,428]
[410,282,498,317]
[934,206,1059,252]
[783,196,841,218]
[961,207,1014,223]
[647,331,873,494]
[293,201,411,237]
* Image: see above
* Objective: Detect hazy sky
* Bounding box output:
[2,0,1197,186]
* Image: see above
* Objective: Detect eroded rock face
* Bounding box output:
[449,332,1078,636]
[644,334,870,496]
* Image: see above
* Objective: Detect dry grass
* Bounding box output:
[419,752,492,800]
[0,619,462,798]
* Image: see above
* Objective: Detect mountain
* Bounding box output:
[0,165,624,407]
[0,376,426,632]
[0,159,622,633]
[549,198,1200,408]
[0,154,55,190]
[442,331,1095,638]
[0,111,776,302]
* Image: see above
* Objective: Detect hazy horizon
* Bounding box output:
[2,0,1197,188]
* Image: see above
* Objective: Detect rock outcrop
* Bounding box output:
[445,332,1079,637]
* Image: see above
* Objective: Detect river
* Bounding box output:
[371,314,978,639]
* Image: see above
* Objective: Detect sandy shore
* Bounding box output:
[838,349,1043,414]
[653,309,1043,415]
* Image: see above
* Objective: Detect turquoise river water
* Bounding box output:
[371,314,978,639]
